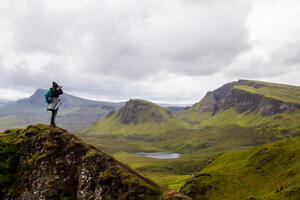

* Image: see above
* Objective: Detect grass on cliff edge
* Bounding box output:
[200,107,300,128]
[0,129,21,198]
[234,80,300,104]
[180,136,300,200]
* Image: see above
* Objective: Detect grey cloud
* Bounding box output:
[270,41,300,65]
[0,0,252,78]
[4,0,299,103]
[227,40,300,79]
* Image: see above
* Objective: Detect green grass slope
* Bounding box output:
[180,136,300,200]
[175,92,217,125]
[80,124,257,190]
[83,99,190,137]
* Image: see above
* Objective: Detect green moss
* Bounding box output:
[82,149,100,161]
[119,171,162,200]
[64,139,82,152]
[99,170,116,184]
[0,129,21,198]
[98,169,163,199]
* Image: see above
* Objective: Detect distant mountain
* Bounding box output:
[158,103,192,107]
[83,99,190,136]
[0,89,124,132]
[0,99,15,107]
[166,106,187,113]
[180,136,300,200]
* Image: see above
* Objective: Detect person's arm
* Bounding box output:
[58,89,63,95]
[57,85,63,95]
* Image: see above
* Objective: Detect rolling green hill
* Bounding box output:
[83,99,190,137]
[180,136,300,200]
[80,80,300,190]
[0,89,124,132]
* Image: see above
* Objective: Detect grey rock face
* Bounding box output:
[223,89,300,115]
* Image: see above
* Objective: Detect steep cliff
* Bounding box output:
[223,88,300,115]
[176,80,300,124]
[0,124,167,200]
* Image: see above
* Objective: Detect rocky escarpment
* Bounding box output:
[178,80,300,120]
[175,81,240,121]
[223,89,300,116]
[1,124,165,200]
[212,80,300,116]
[114,99,172,125]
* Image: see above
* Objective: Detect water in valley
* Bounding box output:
[133,152,180,159]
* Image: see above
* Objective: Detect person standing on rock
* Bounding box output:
[45,81,63,127]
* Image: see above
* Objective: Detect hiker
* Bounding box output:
[45,82,63,127]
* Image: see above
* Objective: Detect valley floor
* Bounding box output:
[80,125,258,190]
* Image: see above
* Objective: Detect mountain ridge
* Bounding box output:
[0,89,124,132]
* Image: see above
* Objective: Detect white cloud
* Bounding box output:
[0,0,299,103]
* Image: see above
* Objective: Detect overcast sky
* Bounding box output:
[0,0,300,104]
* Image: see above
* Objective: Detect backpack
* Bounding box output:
[44,89,53,103]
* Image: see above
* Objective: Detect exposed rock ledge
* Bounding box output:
[223,89,300,116]
[1,124,189,200]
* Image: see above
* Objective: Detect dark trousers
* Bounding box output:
[51,109,58,125]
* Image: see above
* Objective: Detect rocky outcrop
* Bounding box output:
[212,81,239,101]
[180,80,300,119]
[198,92,219,113]
[223,89,300,115]
[2,124,163,200]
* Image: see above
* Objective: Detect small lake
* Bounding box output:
[133,152,180,159]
